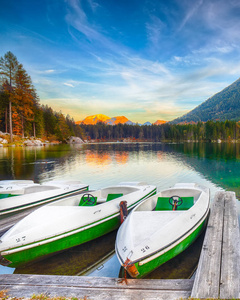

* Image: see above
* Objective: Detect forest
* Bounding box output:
[1,51,240,144]
[0,51,85,142]
[82,120,240,142]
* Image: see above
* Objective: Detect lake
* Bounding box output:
[0,142,239,277]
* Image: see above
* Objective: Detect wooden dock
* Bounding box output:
[191,191,240,299]
[0,191,239,300]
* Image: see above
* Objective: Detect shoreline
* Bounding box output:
[1,132,240,148]
[1,139,240,147]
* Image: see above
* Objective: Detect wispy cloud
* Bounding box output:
[3,0,239,123]
[65,0,110,46]
[64,82,75,87]
[178,0,204,32]
[146,15,165,46]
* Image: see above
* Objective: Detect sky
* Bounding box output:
[1,0,240,123]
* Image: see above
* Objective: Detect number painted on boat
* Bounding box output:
[141,246,150,253]
[122,246,127,252]
[16,236,26,243]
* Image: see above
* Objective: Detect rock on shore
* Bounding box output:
[68,136,84,144]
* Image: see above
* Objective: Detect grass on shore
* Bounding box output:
[0,291,89,300]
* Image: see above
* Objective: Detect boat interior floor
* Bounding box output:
[132,211,184,244]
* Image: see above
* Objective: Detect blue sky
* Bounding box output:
[1,0,240,123]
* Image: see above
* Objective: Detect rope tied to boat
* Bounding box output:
[123,257,139,278]
[120,201,128,224]
[173,201,177,210]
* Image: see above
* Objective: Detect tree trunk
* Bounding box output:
[5,107,8,133]
[22,115,24,139]
[33,122,36,138]
[9,100,13,142]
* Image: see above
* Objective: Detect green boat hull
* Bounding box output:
[5,214,120,268]
[129,216,208,279]
[3,188,157,268]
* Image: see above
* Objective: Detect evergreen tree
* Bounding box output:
[14,64,35,138]
[0,51,19,142]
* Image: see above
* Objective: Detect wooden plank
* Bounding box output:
[191,191,225,299]
[0,274,193,300]
[0,286,192,300]
[0,209,35,236]
[0,274,193,290]
[220,192,240,299]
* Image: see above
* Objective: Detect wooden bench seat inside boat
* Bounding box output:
[155,196,194,211]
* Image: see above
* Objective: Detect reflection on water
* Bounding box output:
[0,143,222,191]
[169,143,240,197]
[0,142,239,278]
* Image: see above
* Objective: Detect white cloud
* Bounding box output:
[44,69,55,73]
[63,82,75,87]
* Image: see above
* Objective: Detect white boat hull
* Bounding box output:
[115,183,210,278]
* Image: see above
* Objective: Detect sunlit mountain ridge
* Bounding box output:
[76,114,167,126]
[154,120,167,125]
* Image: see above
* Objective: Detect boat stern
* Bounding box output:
[0,253,12,266]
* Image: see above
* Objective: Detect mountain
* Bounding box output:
[77,114,110,125]
[77,114,168,126]
[171,77,240,124]
[154,120,167,125]
[126,120,136,125]
[78,114,131,125]
[143,122,152,126]
[105,116,129,125]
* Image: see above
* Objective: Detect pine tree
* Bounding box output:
[14,64,35,138]
[0,51,19,142]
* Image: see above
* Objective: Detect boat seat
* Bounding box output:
[96,198,106,204]
[106,193,123,201]
[0,194,17,199]
[155,196,194,211]
[79,196,97,206]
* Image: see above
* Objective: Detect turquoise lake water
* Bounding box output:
[0,142,239,277]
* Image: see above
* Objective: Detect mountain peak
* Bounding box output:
[80,114,110,125]
[154,120,167,125]
[106,116,129,125]
[77,115,168,126]
[171,77,240,124]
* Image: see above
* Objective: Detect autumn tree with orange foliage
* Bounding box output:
[0,51,85,143]
[14,64,37,137]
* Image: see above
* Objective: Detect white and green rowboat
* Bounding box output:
[0,182,156,267]
[0,180,89,219]
[115,183,210,278]
[0,180,38,198]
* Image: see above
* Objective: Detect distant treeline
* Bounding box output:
[1,51,239,143]
[82,120,240,142]
[0,51,84,142]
